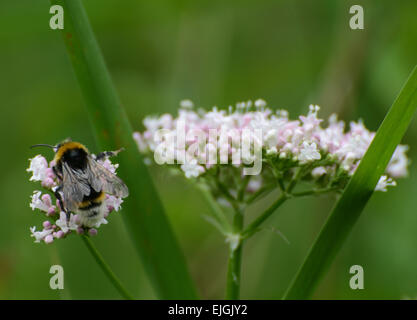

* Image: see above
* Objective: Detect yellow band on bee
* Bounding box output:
[54,141,89,163]
[78,191,106,208]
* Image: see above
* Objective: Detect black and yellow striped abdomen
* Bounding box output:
[78,190,106,211]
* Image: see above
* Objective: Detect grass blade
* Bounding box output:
[51,0,197,299]
[284,66,417,299]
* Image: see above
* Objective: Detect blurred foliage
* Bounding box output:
[0,0,417,299]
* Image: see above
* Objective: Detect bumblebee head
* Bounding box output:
[30,138,73,153]
[31,138,89,166]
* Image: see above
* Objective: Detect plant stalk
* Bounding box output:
[242,194,288,238]
[51,0,197,299]
[81,235,134,300]
[225,208,244,299]
[198,183,231,234]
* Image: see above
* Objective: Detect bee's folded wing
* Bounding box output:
[62,162,91,211]
[87,157,129,198]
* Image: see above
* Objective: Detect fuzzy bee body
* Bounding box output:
[76,190,107,228]
[33,140,129,228]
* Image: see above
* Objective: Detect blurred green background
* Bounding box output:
[1,0,417,299]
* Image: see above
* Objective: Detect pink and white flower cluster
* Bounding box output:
[133,99,409,200]
[27,155,123,244]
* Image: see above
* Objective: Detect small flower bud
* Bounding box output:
[41,194,52,207]
[73,215,81,225]
[42,177,55,188]
[56,231,65,239]
[44,235,54,244]
[43,221,52,229]
[47,206,56,216]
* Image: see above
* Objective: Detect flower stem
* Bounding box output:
[292,186,340,197]
[237,176,251,202]
[241,167,305,238]
[242,194,288,238]
[245,184,276,204]
[198,183,232,234]
[81,235,134,300]
[51,0,197,299]
[225,209,244,300]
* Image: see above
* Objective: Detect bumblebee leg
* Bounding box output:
[53,185,70,220]
[52,165,63,181]
[53,185,64,210]
[96,148,125,161]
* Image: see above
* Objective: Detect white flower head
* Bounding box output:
[298,141,321,163]
[55,212,79,234]
[180,159,204,178]
[30,226,53,243]
[133,132,148,153]
[27,155,48,182]
[236,102,246,110]
[266,146,278,155]
[98,158,119,174]
[311,166,327,178]
[387,145,409,178]
[247,177,262,193]
[254,99,267,109]
[30,191,50,212]
[106,195,123,212]
[180,99,194,109]
[94,217,108,228]
[133,100,410,203]
[308,104,320,115]
[375,175,397,192]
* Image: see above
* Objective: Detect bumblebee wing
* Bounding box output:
[87,156,129,198]
[62,162,91,211]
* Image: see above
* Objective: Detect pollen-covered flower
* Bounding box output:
[133,99,410,205]
[27,154,124,244]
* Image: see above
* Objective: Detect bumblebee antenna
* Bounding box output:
[30,144,56,149]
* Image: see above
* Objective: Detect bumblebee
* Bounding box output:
[31,139,129,227]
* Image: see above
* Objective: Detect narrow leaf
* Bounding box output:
[51,0,197,299]
[284,66,417,299]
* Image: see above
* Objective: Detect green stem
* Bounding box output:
[217,180,240,211]
[225,208,244,300]
[81,235,134,300]
[277,178,286,192]
[237,176,251,202]
[267,161,286,192]
[245,184,276,204]
[242,194,288,238]
[286,166,304,193]
[241,167,303,242]
[241,166,307,243]
[198,183,232,234]
[292,186,340,197]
